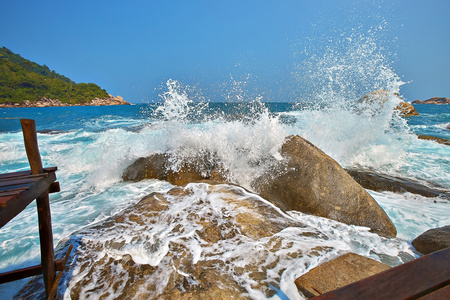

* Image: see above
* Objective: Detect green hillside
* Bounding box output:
[0,47,109,104]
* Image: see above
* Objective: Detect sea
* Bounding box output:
[1,33,450,299]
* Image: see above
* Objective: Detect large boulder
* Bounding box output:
[295,253,390,298]
[122,153,228,186]
[357,90,419,117]
[17,183,312,299]
[252,135,397,238]
[412,225,450,255]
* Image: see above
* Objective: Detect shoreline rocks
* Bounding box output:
[251,135,397,238]
[123,135,397,238]
[122,153,229,186]
[412,97,450,105]
[412,225,450,255]
[17,183,309,299]
[417,135,450,146]
[357,90,419,117]
[0,94,131,108]
[295,253,391,298]
[346,168,449,199]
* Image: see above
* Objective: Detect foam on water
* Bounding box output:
[58,183,416,300]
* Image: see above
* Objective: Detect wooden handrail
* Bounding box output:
[20,119,56,298]
[20,119,44,175]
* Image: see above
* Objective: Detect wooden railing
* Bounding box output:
[0,119,71,299]
[311,247,450,299]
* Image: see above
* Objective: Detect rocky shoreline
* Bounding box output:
[15,134,449,299]
[0,94,131,108]
[412,97,450,104]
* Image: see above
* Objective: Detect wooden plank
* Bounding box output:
[418,284,450,300]
[0,188,29,197]
[0,259,67,284]
[0,183,34,192]
[311,247,450,300]
[0,167,57,180]
[0,171,56,227]
[0,174,46,186]
[0,170,32,179]
[0,195,16,207]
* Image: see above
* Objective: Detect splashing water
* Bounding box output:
[1,16,449,300]
[152,79,287,188]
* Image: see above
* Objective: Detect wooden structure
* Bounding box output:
[311,246,450,299]
[0,119,71,299]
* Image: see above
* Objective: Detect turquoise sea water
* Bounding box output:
[0,97,449,298]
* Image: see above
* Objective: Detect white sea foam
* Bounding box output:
[54,183,419,300]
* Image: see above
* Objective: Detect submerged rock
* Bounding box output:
[346,168,449,199]
[295,253,390,298]
[412,225,450,255]
[252,135,397,238]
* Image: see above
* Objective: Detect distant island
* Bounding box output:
[412,97,450,105]
[0,47,130,107]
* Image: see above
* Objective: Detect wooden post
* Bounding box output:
[20,119,56,298]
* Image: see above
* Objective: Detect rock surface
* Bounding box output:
[357,90,419,117]
[0,94,130,108]
[123,136,397,238]
[412,225,450,255]
[295,253,390,298]
[122,153,228,185]
[251,135,397,238]
[17,183,315,299]
[395,100,420,116]
[412,97,450,105]
[417,135,450,146]
[84,95,130,106]
[346,168,449,199]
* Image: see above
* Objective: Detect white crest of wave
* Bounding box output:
[153,79,287,188]
[291,26,416,173]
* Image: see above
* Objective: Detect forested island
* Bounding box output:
[0,47,130,107]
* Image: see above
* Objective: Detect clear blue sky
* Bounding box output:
[1,0,449,103]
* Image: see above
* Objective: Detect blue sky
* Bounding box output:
[1,0,449,103]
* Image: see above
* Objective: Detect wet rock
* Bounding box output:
[122,152,229,186]
[417,135,450,146]
[346,168,449,199]
[412,97,450,105]
[412,225,450,255]
[252,135,397,238]
[357,90,419,116]
[17,183,309,299]
[295,253,390,298]
[395,100,420,117]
